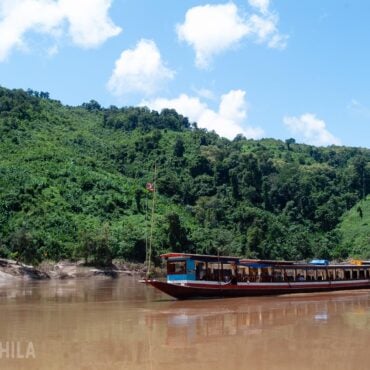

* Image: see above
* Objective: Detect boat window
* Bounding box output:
[239,266,248,281]
[222,264,234,282]
[284,269,295,281]
[196,262,206,280]
[317,269,326,281]
[327,269,335,280]
[295,269,306,281]
[261,267,272,282]
[249,267,258,282]
[167,260,186,274]
[334,269,344,280]
[306,269,316,281]
[273,269,283,281]
[206,262,222,281]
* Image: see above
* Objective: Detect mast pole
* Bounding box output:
[147,162,157,278]
[218,248,221,284]
[145,191,149,273]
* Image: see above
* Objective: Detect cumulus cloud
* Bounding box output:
[176,3,249,69]
[248,13,287,49]
[176,1,288,68]
[283,113,341,146]
[142,90,264,140]
[107,39,175,97]
[0,0,121,61]
[59,0,121,48]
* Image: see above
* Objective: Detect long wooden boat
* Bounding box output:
[141,253,370,300]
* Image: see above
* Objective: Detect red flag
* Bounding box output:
[146,182,154,192]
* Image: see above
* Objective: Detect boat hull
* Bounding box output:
[142,279,370,300]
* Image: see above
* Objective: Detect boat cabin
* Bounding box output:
[162,253,370,284]
[163,253,240,283]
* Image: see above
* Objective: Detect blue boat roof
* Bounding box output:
[310,259,329,265]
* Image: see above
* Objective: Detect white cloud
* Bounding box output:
[177,1,288,68]
[60,0,121,48]
[107,39,175,97]
[176,3,249,69]
[283,113,341,146]
[248,13,288,49]
[0,0,121,61]
[193,87,216,100]
[142,90,264,140]
[248,0,270,14]
[247,13,284,48]
[268,33,288,50]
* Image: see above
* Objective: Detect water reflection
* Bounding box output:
[0,277,152,303]
[314,312,329,322]
[1,278,370,370]
[142,292,370,370]
[144,292,370,346]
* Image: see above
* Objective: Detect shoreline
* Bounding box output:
[0,258,164,282]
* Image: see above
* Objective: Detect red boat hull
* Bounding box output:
[142,279,370,300]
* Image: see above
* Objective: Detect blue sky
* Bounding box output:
[0,0,369,148]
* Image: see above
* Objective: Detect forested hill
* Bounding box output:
[0,86,369,265]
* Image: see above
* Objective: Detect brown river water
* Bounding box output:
[1,277,370,370]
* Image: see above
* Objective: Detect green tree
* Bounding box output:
[77,225,113,266]
[9,228,40,265]
[166,213,192,252]
[285,138,295,150]
[173,137,185,157]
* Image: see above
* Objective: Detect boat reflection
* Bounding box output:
[145,292,370,347]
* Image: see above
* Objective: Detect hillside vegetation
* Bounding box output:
[0,86,369,265]
[338,196,370,258]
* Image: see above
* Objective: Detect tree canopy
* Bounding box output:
[0,86,369,265]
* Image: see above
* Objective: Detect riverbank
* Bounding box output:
[0,258,50,281]
[0,258,164,281]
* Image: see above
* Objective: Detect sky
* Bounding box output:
[0,0,370,148]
